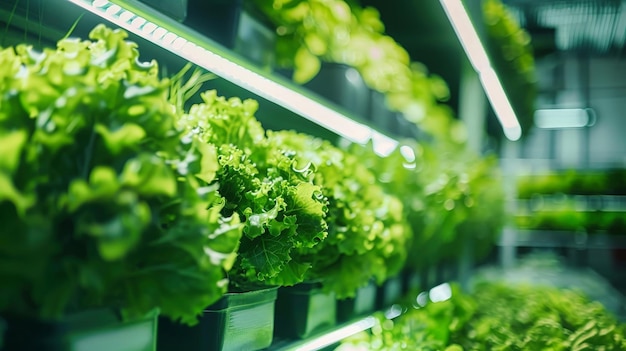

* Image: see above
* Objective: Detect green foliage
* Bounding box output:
[178,91,329,290]
[517,169,626,198]
[515,169,626,234]
[253,0,538,141]
[452,154,506,259]
[452,282,626,350]
[336,284,475,351]
[348,139,505,270]
[267,130,411,298]
[252,0,460,142]
[516,206,626,235]
[0,25,242,325]
[337,282,626,350]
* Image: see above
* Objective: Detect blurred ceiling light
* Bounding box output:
[439,0,522,141]
[400,145,416,163]
[429,282,453,303]
[66,0,398,153]
[534,108,596,129]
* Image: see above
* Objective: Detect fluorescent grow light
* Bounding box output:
[287,317,376,351]
[439,0,522,141]
[534,108,596,129]
[66,0,398,155]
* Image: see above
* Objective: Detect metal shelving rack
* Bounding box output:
[497,160,626,299]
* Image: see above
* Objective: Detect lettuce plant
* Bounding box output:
[349,139,505,270]
[267,130,411,298]
[178,90,328,290]
[0,25,242,325]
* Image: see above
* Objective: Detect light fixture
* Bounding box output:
[288,317,376,351]
[534,108,596,129]
[65,0,399,155]
[439,0,522,141]
[371,131,400,157]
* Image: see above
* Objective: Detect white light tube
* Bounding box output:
[371,130,400,157]
[66,0,398,152]
[439,0,522,141]
[290,317,376,351]
[480,68,522,140]
[534,108,595,129]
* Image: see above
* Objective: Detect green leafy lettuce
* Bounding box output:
[178,90,328,289]
[348,139,505,271]
[0,25,242,325]
[337,282,626,350]
[268,130,411,298]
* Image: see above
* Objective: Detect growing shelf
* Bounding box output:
[60,0,400,152]
[516,195,626,212]
[499,228,626,250]
[0,1,513,350]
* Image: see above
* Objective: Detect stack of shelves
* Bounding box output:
[499,169,626,292]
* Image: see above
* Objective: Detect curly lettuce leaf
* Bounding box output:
[181,90,265,150]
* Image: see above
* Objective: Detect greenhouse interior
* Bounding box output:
[1,0,626,350]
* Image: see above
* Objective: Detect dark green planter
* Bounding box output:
[274,282,336,339]
[158,286,278,351]
[185,0,275,68]
[336,281,378,322]
[1,309,158,351]
[138,0,188,21]
[375,275,403,309]
[302,63,371,119]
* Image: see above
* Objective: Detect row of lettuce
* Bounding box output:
[249,0,536,140]
[517,169,626,198]
[515,170,626,234]
[0,25,505,327]
[336,281,626,350]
